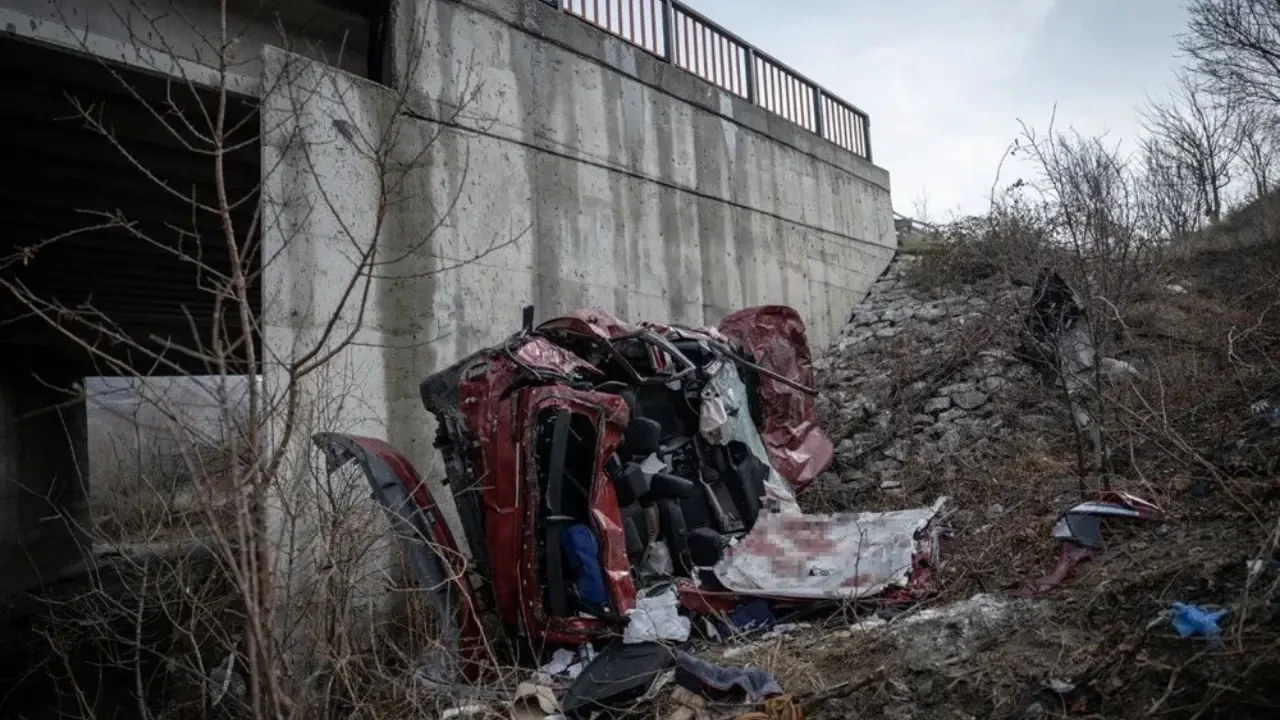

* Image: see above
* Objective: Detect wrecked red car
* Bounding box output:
[314,306,842,680]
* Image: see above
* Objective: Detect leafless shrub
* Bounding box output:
[905,192,1059,292]
[1140,72,1241,223]
[1235,105,1280,198]
[1183,0,1280,110]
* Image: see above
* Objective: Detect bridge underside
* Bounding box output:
[0,35,261,599]
[0,35,262,377]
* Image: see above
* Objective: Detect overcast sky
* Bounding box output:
[684,0,1191,219]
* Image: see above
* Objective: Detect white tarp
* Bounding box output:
[714,497,948,600]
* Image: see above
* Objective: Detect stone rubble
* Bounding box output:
[812,255,1046,491]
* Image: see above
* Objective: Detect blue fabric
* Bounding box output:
[730,598,775,631]
[1170,603,1227,643]
[563,524,609,610]
[673,651,783,702]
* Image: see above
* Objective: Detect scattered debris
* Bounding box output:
[1024,492,1163,595]
[732,694,802,720]
[1250,398,1280,426]
[1170,603,1227,645]
[1016,678,1085,720]
[511,682,562,720]
[536,645,597,684]
[440,704,490,720]
[664,686,719,720]
[625,587,691,644]
[1050,492,1164,549]
[1246,557,1280,581]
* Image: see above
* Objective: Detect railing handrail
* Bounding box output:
[667,0,871,122]
[542,0,873,161]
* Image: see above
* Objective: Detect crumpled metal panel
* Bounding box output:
[311,433,486,682]
[717,306,833,493]
[514,335,604,377]
[453,351,526,628]
[714,498,948,600]
[538,308,639,340]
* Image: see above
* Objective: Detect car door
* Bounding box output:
[312,433,486,683]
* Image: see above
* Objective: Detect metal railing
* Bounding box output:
[551,0,872,160]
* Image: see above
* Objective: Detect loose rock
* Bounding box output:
[953,391,990,411]
[924,396,952,414]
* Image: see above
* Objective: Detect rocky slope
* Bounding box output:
[809,255,1052,501]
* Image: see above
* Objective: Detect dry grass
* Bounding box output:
[762,223,1280,718]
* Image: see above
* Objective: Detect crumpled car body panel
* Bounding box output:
[717,306,834,492]
[310,433,486,681]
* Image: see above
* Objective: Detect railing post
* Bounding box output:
[813,85,824,137]
[863,115,873,162]
[662,0,676,62]
[744,46,756,103]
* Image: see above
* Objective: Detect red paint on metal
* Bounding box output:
[445,338,637,645]
[718,306,833,493]
[517,386,635,644]
[513,334,603,377]
[453,348,528,628]
[537,308,639,339]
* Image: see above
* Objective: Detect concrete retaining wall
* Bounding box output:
[261,0,895,511]
[387,0,895,355]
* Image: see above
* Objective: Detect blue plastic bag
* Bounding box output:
[1170,602,1227,645]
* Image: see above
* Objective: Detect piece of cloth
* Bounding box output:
[537,648,577,683]
[535,645,598,684]
[729,599,774,631]
[562,524,609,611]
[1027,492,1164,595]
[1170,603,1227,643]
[674,652,783,703]
[714,498,947,600]
[624,587,691,644]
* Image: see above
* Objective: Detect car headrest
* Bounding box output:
[623,417,662,456]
